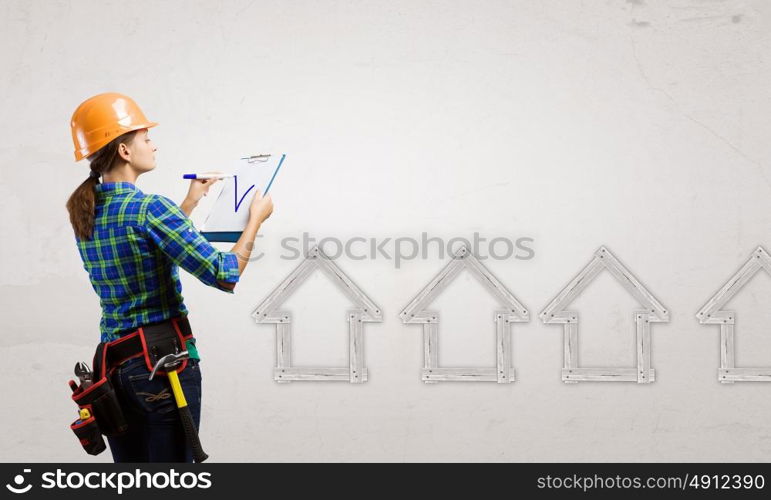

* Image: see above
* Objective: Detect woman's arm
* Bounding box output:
[180,197,197,217]
[216,192,273,290]
[143,189,273,294]
[180,174,273,289]
[215,217,262,290]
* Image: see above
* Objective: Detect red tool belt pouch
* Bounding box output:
[69,405,107,456]
[71,342,128,438]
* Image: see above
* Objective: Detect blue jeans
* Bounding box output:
[106,356,202,463]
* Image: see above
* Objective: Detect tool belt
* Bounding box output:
[69,316,194,455]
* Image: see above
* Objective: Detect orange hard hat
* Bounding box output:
[70,93,158,161]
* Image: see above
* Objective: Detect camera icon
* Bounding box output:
[5,469,32,494]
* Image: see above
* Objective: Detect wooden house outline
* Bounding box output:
[697,246,771,383]
[540,246,669,384]
[400,245,529,383]
[252,245,382,383]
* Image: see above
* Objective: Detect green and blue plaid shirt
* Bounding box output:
[75,182,240,358]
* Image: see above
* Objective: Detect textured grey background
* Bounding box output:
[1,0,770,461]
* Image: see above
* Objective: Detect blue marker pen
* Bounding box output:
[182,173,236,180]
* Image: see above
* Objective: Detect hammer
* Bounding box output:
[149,351,208,463]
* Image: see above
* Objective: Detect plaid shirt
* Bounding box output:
[75,182,240,353]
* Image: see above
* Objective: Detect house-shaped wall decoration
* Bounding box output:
[697,246,771,383]
[251,245,382,383]
[540,246,669,384]
[400,245,529,383]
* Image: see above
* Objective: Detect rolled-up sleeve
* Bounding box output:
[144,195,240,293]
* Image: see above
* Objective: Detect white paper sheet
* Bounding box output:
[201,153,285,233]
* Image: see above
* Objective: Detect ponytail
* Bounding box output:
[66,130,139,240]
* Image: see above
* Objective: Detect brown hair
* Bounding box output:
[66,130,139,240]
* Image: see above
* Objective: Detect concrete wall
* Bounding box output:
[1,0,770,461]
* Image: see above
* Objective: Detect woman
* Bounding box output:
[66,92,273,462]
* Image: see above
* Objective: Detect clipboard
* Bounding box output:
[200,153,285,242]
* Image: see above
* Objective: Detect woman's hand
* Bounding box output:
[185,171,224,204]
[180,171,225,216]
[249,190,274,225]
